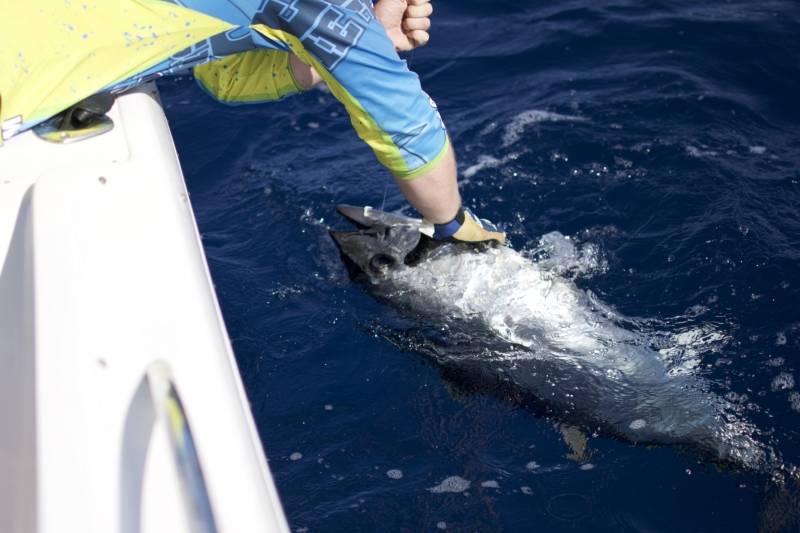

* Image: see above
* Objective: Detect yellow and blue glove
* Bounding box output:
[422,207,506,244]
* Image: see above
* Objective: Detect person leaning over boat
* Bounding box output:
[0,0,503,244]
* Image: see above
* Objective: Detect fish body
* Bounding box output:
[330,205,767,469]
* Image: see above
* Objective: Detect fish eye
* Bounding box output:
[369,254,396,274]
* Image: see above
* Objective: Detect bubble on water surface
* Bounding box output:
[386,469,403,480]
[580,463,595,471]
[686,145,718,157]
[289,452,303,461]
[725,391,749,404]
[547,493,592,521]
[789,392,800,412]
[771,373,795,392]
[629,419,647,430]
[776,332,787,346]
[429,476,471,494]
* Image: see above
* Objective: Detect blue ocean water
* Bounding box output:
[159,1,800,530]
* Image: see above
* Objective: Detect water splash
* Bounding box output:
[502,110,587,148]
[523,231,608,279]
[428,476,471,494]
[369,242,770,471]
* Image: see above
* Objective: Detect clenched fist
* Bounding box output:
[374,0,433,52]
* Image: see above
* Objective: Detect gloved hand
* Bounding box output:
[421,207,506,244]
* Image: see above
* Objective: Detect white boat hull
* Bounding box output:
[0,84,289,533]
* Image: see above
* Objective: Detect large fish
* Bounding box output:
[330,204,770,471]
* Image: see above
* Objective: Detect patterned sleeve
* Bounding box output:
[251,0,450,180]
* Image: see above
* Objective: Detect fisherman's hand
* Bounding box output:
[423,208,506,244]
[374,0,433,51]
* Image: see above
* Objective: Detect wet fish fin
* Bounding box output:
[559,424,592,463]
[404,234,444,266]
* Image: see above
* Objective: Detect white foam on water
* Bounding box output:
[580,463,595,471]
[289,452,303,461]
[525,461,540,471]
[659,326,729,375]
[725,391,749,404]
[388,245,656,375]
[502,109,587,147]
[771,373,795,392]
[665,358,701,378]
[463,154,503,179]
[521,486,534,495]
[749,145,767,154]
[686,145,718,157]
[428,476,471,494]
[789,392,800,412]
[776,331,787,345]
[672,328,727,347]
[382,232,738,400]
[386,469,403,480]
[480,121,498,136]
[629,419,647,430]
[436,522,447,530]
[525,231,608,279]
[481,480,500,489]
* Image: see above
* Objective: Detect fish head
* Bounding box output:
[330,205,424,280]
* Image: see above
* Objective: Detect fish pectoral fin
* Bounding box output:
[559,424,591,463]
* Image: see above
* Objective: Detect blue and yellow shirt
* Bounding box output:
[0,0,449,179]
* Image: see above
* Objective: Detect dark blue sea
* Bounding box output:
[159,1,800,530]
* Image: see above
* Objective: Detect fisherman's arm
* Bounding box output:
[284,0,458,224]
[285,1,502,243]
[232,0,502,243]
[396,149,504,243]
[395,143,460,223]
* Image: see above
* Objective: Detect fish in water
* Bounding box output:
[330,205,772,471]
